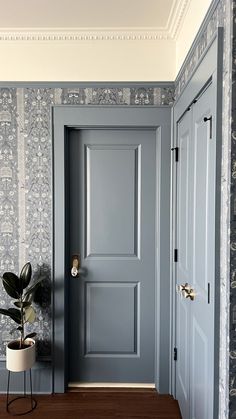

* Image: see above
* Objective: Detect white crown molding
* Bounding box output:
[167,0,191,39]
[0,29,172,42]
[0,1,192,42]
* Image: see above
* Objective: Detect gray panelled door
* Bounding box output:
[175,82,216,419]
[68,128,156,384]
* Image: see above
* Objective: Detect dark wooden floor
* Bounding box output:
[0,389,181,419]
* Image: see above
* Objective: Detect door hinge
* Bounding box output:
[174,249,178,262]
[204,116,212,139]
[171,146,179,162]
[174,347,178,361]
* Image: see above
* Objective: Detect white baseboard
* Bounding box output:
[68,382,155,389]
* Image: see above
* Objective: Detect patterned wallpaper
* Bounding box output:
[0,86,174,359]
[230,1,236,417]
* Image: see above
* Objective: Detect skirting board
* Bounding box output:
[68,383,155,389]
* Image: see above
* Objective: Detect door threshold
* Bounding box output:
[68,383,155,389]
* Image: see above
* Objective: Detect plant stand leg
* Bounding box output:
[29,369,33,410]
[6,369,37,416]
[23,372,26,397]
[6,370,10,409]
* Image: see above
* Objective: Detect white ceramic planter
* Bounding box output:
[6,338,35,372]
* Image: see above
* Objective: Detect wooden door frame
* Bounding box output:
[171,29,223,417]
[53,105,171,393]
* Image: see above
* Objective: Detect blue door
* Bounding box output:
[68,128,156,385]
[176,82,216,418]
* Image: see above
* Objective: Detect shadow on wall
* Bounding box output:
[32,263,52,357]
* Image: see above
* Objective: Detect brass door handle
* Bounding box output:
[185,288,196,301]
[176,283,191,296]
[176,283,196,301]
[71,255,80,278]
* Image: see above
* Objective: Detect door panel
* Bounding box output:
[86,145,139,257]
[176,83,215,419]
[190,85,215,419]
[68,128,156,383]
[176,109,192,419]
[85,282,139,355]
[191,318,208,419]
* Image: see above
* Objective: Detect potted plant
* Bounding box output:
[0,262,43,372]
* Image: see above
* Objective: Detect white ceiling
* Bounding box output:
[0,0,190,38]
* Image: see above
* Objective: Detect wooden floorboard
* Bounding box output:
[0,389,182,419]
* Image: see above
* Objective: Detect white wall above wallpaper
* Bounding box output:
[0,0,212,81]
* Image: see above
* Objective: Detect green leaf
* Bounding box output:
[20,262,32,290]
[8,308,21,321]
[0,308,21,324]
[24,332,37,341]
[0,308,14,317]
[24,277,44,299]
[2,273,20,298]
[24,306,36,323]
[14,301,31,308]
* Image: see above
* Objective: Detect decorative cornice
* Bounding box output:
[0,29,172,42]
[167,0,191,39]
[0,1,192,43]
